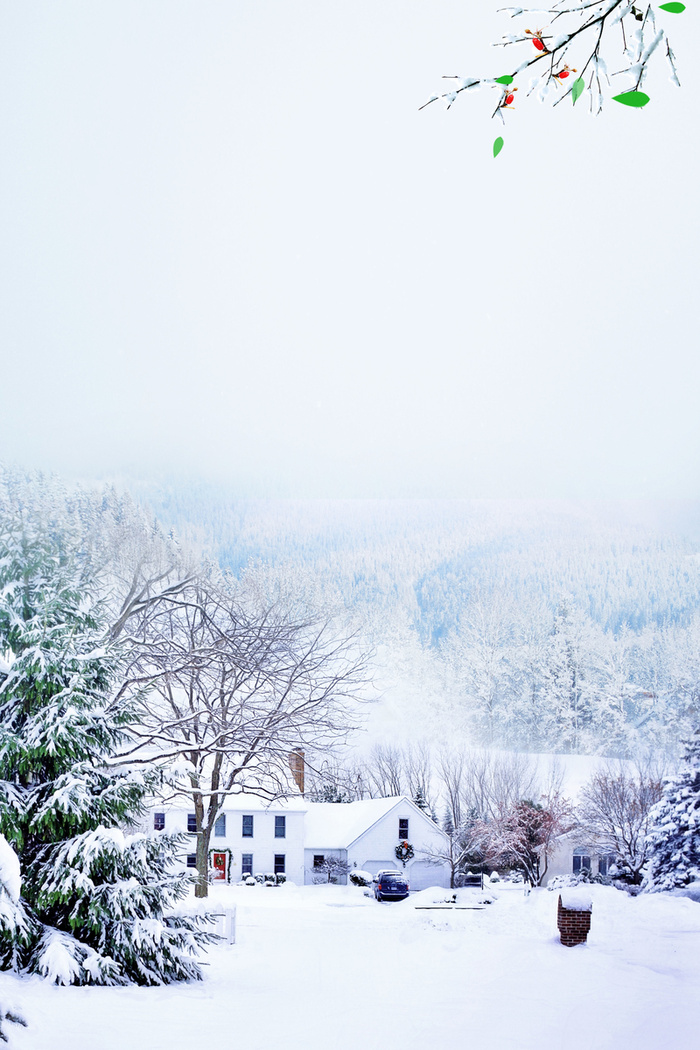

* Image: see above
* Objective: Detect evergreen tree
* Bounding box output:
[318,784,351,804]
[0,518,215,985]
[644,727,700,892]
[0,833,28,1039]
[442,808,455,837]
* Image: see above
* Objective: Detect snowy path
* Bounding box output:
[3,883,699,1050]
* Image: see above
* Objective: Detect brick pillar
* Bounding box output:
[557,895,592,946]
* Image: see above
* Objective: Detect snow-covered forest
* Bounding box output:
[136,481,700,759]
[2,469,699,762]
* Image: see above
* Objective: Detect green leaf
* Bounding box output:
[493,136,504,158]
[659,3,686,12]
[495,75,514,85]
[612,90,651,107]
[571,77,585,105]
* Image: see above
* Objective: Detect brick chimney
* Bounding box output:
[288,749,305,795]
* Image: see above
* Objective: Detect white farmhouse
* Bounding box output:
[145,794,451,889]
[148,795,307,885]
[303,796,451,889]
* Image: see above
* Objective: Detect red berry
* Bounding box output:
[533,38,544,50]
[558,70,569,79]
[505,93,514,105]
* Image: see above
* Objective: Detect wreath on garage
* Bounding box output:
[395,840,414,867]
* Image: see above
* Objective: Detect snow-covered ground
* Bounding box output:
[3,882,700,1050]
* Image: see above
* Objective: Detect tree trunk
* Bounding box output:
[195,827,211,898]
[193,792,210,899]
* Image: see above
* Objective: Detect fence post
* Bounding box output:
[214,907,236,945]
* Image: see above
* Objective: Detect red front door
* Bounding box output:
[212,852,227,880]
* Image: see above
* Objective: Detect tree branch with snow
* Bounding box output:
[421,2,684,153]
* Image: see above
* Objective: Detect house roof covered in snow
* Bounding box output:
[303,796,435,850]
[158,793,308,813]
[221,793,308,813]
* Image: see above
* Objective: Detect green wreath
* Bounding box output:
[395,840,414,867]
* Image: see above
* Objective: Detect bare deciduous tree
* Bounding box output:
[438,749,466,833]
[403,742,435,813]
[461,750,540,822]
[419,821,483,889]
[576,761,664,884]
[365,744,405,798]
[122,579,369,896]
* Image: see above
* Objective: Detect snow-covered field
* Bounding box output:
[3,882,699,1050]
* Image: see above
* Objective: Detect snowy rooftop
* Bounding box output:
[223,793,308,813]
[303,796,407,849]
[158,793,308,813]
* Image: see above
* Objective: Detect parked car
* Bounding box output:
[373,870,409,902]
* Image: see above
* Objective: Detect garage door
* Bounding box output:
[408,861,448,891]
[363,860,399,877]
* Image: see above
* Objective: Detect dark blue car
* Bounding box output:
[374,870,409,902]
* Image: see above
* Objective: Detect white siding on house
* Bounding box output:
[149,801,306,885]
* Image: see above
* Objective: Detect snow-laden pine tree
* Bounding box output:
[0,517,215,985]
[0,833,28,1039]
[644,726,700,893]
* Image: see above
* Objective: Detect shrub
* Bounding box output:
[349,870,373,888]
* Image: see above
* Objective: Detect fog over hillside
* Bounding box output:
[133,481,700,759]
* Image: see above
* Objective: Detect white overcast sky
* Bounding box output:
[0,1,698,498]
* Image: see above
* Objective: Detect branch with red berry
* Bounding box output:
[420,2,684,155]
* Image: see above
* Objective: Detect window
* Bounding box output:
[598,854,617,877]
[572,848,591,874]
[187,813,197,834]
[275,815,286,838]
[241,854,253,876]
[242,815,254,838]
[313,855,325,869]
[153,812,165,831]
[214,814,226,838]
[186,854,197,868]
[398,818,409,840]
[274,854,285,875]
